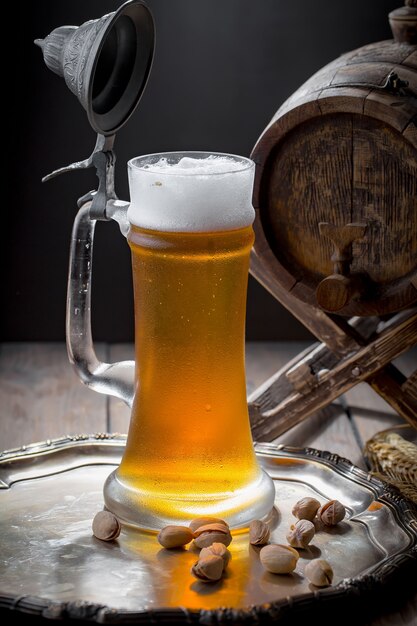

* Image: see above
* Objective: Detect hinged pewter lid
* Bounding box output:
[35,0,155,135]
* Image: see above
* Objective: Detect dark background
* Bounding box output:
[4,0,399,342]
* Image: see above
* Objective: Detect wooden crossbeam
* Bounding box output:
[250,311,417,441]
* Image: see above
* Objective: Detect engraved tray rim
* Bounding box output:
[1,433,416,625]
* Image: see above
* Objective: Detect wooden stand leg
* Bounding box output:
[369,365,417,423]
[249,311,417,441]
[250,250,417,436]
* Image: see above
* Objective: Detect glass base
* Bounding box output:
[103,467,276,531]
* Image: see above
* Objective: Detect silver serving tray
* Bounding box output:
[0,435,416,624]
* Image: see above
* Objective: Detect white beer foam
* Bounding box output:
[127,153,255,232]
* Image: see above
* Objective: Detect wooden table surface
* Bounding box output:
[1,341,416,625]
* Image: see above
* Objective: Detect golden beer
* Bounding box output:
[104,152,275,529]
[118,225,259,513]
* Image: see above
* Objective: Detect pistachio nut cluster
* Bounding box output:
[155,517,232,583]
[91,495,346,588]
[190,519,232,582]
[292,496,346,526]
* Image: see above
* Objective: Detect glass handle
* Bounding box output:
[66,200,135,407]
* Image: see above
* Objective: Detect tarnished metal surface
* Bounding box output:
[0,437,415,617]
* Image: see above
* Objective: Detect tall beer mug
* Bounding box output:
[68,151,275,530]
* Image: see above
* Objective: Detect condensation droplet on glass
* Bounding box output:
[74,307,80,316]
[205,404,212,412]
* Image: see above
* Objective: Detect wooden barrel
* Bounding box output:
[251,2,417,317]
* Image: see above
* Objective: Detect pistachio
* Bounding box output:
[304,558,334,587]
[189,517,228,534]
[157,525,194,549]
[292,497,321,521]
[259,544,299,574]
[92,511,121,542]
[249,520,270,546]
[286,519,315,548]
[193,523,232,548]
[200,543,231,568]
[193,522,230,536]
[317,500,346,526]
[191,555,224,582]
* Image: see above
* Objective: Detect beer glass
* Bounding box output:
[69,151,275,530]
